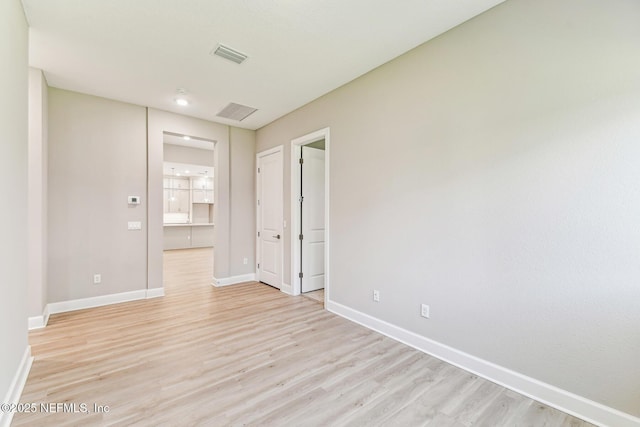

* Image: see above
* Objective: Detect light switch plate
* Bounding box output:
[128,221,142,230]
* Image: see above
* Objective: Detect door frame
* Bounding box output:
[256,145,284,288]
[290,127,330,300]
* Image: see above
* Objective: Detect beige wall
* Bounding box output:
[46,93,255,301]
[257,0,640,418]
[163,144,214,166]
[0,0,29,410]
[147,109,255,285]
[148,109,230,285]
[28,68,48,318]
[48,88,148,302]
[229,127,256,276]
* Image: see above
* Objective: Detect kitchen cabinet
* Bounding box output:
[191,225,215,248]
[163,177,191,214]
[163,224,214,250]
[192,177,214,204]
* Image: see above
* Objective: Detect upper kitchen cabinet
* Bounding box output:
[192,176,214,204]
[163,177,190,214]
[163,134,215,226]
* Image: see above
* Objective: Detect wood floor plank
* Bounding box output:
[12,248,595,426]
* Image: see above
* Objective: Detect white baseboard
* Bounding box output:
[0,346,33,427]
[212,273,256,287]
[326,300,640,427]
[47,288,165,316]
[279,282,293,295]
[47,289,148,315]
[146,287,165,299]
[27,305,50,330]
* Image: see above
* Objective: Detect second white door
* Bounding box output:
[301,146,325,292]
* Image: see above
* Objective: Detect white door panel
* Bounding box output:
[301,146,325,293]
[257,149,283,288]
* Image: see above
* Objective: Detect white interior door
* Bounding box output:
[301,146,325,292]
[257,148,283,288]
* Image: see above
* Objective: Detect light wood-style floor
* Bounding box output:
[14,248,594,426]
[302,288,324,304]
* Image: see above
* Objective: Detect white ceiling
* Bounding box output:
[22,0,505,130]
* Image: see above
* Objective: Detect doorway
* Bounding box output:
[291,128,330,301]
[162,132,215,291]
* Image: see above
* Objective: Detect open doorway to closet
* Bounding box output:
[290,128,330,305]
[162,132,215,293]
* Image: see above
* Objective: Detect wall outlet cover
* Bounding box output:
[421,304,430,318]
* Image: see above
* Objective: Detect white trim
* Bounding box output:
[0,347,33,427]
[47,289,148,315]
[290,127,331,299]
[32,289,162,325]
[256,145,284,290]
[27,316,43,330]
[27,305,50,330]
[326,300,640,427]
[212,273,257,287]
[279,282,293,295]
[256,145,284,158]
[146,287,165,299]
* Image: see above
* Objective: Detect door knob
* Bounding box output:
[273,234,281,239]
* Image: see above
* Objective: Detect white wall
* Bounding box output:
[28,68,48,318]
[257,0,640,420]
[0,0,29,413]
[48,88,148,302]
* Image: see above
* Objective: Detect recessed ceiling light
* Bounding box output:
[185,170,190,174]
[175,88,189,106]
[183,135,191,140]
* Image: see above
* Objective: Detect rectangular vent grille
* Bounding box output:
[216,103,258,121]
[212,44,248,64]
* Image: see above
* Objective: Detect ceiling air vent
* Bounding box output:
[212,44,248,64]
[216,103,258,121]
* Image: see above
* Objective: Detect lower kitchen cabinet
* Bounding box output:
[163,225,214,250]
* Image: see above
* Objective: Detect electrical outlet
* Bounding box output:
[421,304,430,318]
[94,274,101,284]
[373,290,380,302]
[243,257,248,265]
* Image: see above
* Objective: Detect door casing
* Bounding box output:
[290,128,330,300]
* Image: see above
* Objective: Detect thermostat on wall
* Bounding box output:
[128,196,141,205]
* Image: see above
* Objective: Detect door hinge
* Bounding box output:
[257,263,260,269]
[257,167,260,173]
[257,199,260,206]
[257,231,260,237]
[299,196,304,203]
[299,272,303,278]
[299,158,304,164]
[299,234,303,240]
